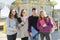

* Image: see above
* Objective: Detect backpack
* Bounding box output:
[49,17,57,33]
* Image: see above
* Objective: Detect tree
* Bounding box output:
[9,0,22,17]
[39,0,47,10]
[30,0,38,7]
[48,1,57,18]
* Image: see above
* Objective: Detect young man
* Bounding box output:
[28,8,39,40]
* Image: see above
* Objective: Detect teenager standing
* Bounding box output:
[6,9,18,40]
[37,11,53,40]
[18,9,29,40]
[28,8,39,40]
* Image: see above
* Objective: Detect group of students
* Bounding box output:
[6,8,55,40]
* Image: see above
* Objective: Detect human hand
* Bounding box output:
[21,22,24,25]
[29,32,32,36]
[42,24,47,27]
[14,29,18,32]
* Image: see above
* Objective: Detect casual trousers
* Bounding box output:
[40,32,50,40]
[7,33,17,40]
[21,37,28,40]
[29,34,39,40]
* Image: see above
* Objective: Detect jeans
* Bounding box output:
[21,37,28,40]
[29,33,40,40]
[7,33,17,40]
[40,32,50,40]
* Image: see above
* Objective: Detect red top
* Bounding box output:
[40,19,45,25]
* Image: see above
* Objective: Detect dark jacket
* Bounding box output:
[17,17,22,23]
[28,15,39,32]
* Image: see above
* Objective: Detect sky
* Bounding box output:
[0,0,60,17]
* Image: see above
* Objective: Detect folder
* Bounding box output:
[40,20,45,25]
[31,26,38,37]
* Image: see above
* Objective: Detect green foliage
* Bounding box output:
[48,1,57,7]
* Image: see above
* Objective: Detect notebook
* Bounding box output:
[40,20,45,25]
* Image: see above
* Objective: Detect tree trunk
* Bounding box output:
[17,7,20,17]
[52,6,54,18]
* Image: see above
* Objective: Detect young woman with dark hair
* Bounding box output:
[17,9,29,40]
[6,9,18,40]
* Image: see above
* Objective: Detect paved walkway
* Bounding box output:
[0,30,60,40]
[0,31,21,40]
[51,30,60,40]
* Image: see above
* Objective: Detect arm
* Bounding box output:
[17,18,22,23]
[46,18,53,29]
[17,17,24,26]
[28,17,31,32]
[37,21,43,31]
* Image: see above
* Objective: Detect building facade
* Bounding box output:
[11,0,51,16]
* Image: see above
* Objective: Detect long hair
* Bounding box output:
[38,10,49,20]
[9,9,18,19]
[20,9,24,17]
[20,9,27,17]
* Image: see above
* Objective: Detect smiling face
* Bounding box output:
[40,11,47,18]
[9,9,17,19]
[21,9,27,17]
[11,9,16,16]
[40,12,45,18]
[32,10,37,16]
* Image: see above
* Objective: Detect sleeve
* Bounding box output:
[46,18,53,29]
[37,21,43,31]
[6,18,15,31]
[28,17,32,32]
[50,17,56,28]
[17,18,22,23]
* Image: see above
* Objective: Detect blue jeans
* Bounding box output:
[29,33,40,40]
